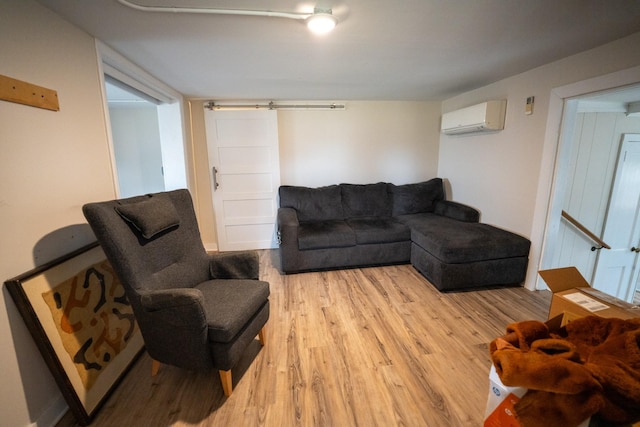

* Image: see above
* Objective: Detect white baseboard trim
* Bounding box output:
[34,395,68,427]
[204,243,218,253]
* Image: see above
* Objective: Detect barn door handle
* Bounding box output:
[632,247,640,253]
[212,167,220,190]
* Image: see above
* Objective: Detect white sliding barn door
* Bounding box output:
[204,109,281,251]
[592,134,640,302]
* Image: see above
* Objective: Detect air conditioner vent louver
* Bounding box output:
[441,100,506,135]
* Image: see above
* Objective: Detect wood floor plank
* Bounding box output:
[56,250,551,427]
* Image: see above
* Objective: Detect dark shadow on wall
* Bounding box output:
[32,224,96,267]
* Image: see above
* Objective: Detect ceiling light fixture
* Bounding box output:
[306,9,338,34]
[116,1,338,33]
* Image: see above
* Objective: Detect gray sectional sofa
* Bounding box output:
[276,178,531,291]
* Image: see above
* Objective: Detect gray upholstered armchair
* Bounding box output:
[82,189,269,396]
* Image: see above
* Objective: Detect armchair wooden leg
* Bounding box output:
[219,370,232,397]
[151,359,161,376]
[258,326,266,346]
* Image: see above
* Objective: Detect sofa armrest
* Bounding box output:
[434,200,480,222]
[277,207,299,227]
[277,207,299,243]
[209,251,259,280]
[277,208,301,273]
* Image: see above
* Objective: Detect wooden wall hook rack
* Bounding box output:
[0,74,59,111]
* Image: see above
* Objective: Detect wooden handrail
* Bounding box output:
[561,210,611,250]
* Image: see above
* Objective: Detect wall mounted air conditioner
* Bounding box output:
[441,100,506,135]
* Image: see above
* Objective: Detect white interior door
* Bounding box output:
[592,134,640,302]
[204,109,281,251]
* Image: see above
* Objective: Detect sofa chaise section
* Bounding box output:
[405,214,531,291]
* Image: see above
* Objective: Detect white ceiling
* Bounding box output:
[36,0,640,101]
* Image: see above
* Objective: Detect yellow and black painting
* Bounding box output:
[41,260,137,390]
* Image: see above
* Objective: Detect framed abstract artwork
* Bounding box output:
[5,242,144,425]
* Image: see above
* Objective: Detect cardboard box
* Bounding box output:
[485,268,640,426]
[538,266,640,321]
[484,365,526,427]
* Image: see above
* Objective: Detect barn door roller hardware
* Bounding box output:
[204,101,345,111]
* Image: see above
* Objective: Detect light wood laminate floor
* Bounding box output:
[57,250,551,427]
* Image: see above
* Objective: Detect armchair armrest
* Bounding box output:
[140,288,204,311]
[137,288,210,369]
[434,200,480,223]
[209,251,259,280]
[139,288,207,329]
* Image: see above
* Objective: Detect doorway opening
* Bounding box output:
[106,79,164,197]
[541,82,640,302]
[98,41,188,198]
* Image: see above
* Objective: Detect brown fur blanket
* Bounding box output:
[489,316,640,427]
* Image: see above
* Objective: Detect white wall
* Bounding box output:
[157,102,189,192]
[109,104,164,196]
[278,101,441,186]
[438,32,640,290]
[109,104,165,197]
[0,1,115,426]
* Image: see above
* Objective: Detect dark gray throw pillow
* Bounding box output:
[389,178,445,215]
[341,183,391,218]
[279,185,344,222]
[116,193,180,239]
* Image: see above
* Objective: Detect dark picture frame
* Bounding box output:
[5,242,144,425]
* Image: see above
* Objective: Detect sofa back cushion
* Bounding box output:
[341,183,392,218]
[279,185,344,222]
[389,178,445,215]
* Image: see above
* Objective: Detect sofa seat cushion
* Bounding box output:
[408,214,531,264]
[196,279,270,343]
[347,217,410,245]
[298,220,356,250]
